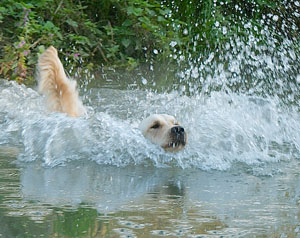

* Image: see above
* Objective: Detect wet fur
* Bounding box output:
[37,46,85,117]
[37,47,186,151]
[139,114,187,152]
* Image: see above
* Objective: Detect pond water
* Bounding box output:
[1,68,300,237]
[1,29,300,237]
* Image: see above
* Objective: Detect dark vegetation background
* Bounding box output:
[0,0,299,84]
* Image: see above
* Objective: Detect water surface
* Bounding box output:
[1,68,300,237]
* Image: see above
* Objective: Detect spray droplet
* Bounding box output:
[170,41,177,47]
[272,15,279,21]
[142,77,147,85]
[296,75,300,84]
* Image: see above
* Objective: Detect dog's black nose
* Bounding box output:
[171,126,185,135]
[170,126,187,147]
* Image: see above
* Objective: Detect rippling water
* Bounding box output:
[0,72,299,172]
[1,23,300,237]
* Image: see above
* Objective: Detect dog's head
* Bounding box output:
[139,114,187,152]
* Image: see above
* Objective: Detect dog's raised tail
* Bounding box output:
[37,46,85,117]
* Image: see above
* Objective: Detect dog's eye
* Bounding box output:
[151,123,160,129]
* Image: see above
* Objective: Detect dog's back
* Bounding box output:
[37,46,85,117]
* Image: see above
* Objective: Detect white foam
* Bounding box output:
[1,81,299,171]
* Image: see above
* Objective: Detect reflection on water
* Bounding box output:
[0,158,300,237]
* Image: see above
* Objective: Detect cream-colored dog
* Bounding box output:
[37,46,187,151]
[139,114,187,152]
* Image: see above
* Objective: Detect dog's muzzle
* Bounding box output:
[169,126,186,147]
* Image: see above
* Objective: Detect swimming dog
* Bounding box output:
[37,46,187,151]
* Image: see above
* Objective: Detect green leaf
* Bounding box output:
[38,45,45,53]
[122,19,133,27]
[44,21,54,30]
[121,38,131,48]
[66,19,78,28]
[157,16,165,22]
[56,31,63,40]
[145,8,155,16]
[127,6,143,16]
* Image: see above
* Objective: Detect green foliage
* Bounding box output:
[163,0,299,60]
[0,0,298,84]
[0,0,185,83]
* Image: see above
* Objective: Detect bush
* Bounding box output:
[0,0,298,84]
[0,0,185,83]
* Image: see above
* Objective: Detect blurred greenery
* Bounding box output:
[0,0,298,84]
[53,207,99,237]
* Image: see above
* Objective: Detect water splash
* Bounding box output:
[1,12,299,171]
[0,78,299,171]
